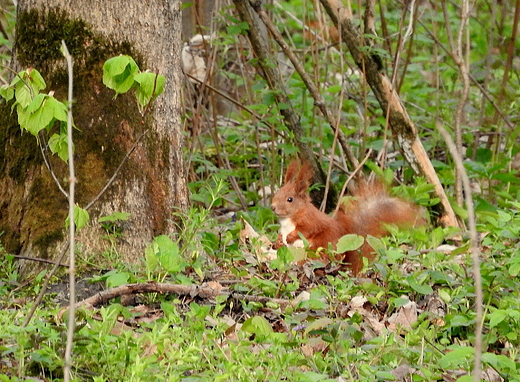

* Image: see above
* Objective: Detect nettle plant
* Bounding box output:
[0,55,165,228]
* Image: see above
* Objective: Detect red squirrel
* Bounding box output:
[271,160,424,274]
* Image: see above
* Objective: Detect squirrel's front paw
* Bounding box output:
[273,234,285,250]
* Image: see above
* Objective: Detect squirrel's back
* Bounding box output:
[335,180,425,273]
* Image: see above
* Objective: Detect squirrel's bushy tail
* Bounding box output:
[335,180,424,274]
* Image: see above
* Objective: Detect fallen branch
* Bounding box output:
[65,282,292,314]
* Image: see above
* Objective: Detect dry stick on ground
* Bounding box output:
[435,121,483,382]
[233,0,334,206]
[63,282,292,314]
[319,0,458,228]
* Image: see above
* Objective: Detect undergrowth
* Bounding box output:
[1,0,520,381]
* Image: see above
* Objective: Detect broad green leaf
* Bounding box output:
[103,55,139,95]
[488,309,507,328]
[47,97,68,122]
[106,272,130,288]
[74,206,90,230]
[154,235,186,273]
[25,93,46,114]
[406,276,433,295]
[295,371,330,382]
[26,68,47,93]
[438,346,474,369]
[304,317,333,335]
[14,80,33,109]
[65,205,90,230]
[145,244,159,273]
[0,85,14,101]
[241,316,273,336]
[133,72,165,108]
[336,234,364,253]
[508,261,520,277]
[482,352,517,373]
[270,246,294,270]
[375,372,396,381]
[17,110,29,129]
[25,96,55,135]
[48,133,71,162]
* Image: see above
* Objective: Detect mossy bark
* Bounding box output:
[0,0,188,275]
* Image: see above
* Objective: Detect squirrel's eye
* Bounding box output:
[287,197,293,202]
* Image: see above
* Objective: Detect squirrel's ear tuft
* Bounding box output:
[295,161,314,193]
[285,159,301,183]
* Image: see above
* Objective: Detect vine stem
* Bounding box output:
[61,40,76,382]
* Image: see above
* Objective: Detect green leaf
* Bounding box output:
[47,97,68,122]
[25,93,46,114]
[106,272,130,288]
[14,80,33,109]
[336,234,364,253]
[406,276,433,295]
[438,346,474,369]
[0,85,14,101]
[65,205,90,230]
[26,68,47,93]
[48,133,71,162]
[241,316,273,336]
[295,371,330,382]
[270,246,294,270]
[24,95,55,135]
[482,352,517,373]
[488,309,507,328]
[375,371,396,380]
[102,55,139,95]
[145,244,159,274]
[98,212,131,223]
[133,72,165,108]
[154,235,187,273]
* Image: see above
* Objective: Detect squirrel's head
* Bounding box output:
[271,160,313,218]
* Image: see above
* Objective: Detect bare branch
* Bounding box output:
[255,8,360,171]
[319,0,458,227]
[62,40,76,382]
[435,121,482,382]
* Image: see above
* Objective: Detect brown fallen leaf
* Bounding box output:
[387,297,418,331]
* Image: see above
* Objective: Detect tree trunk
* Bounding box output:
[0,0,188,275]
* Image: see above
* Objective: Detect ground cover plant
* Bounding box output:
[1,0,520,381]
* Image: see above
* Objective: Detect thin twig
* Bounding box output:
[436,121,482,382]
[334,149,373,214]
[38,132,69,199]
[22,240,71,327]
[12,254,69,267]
[62,40,76,382]
[492,0,520,126]
[256,7,359,173]
[416,18,514,130]
[84,129,149,211]
[184,71,263,121]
